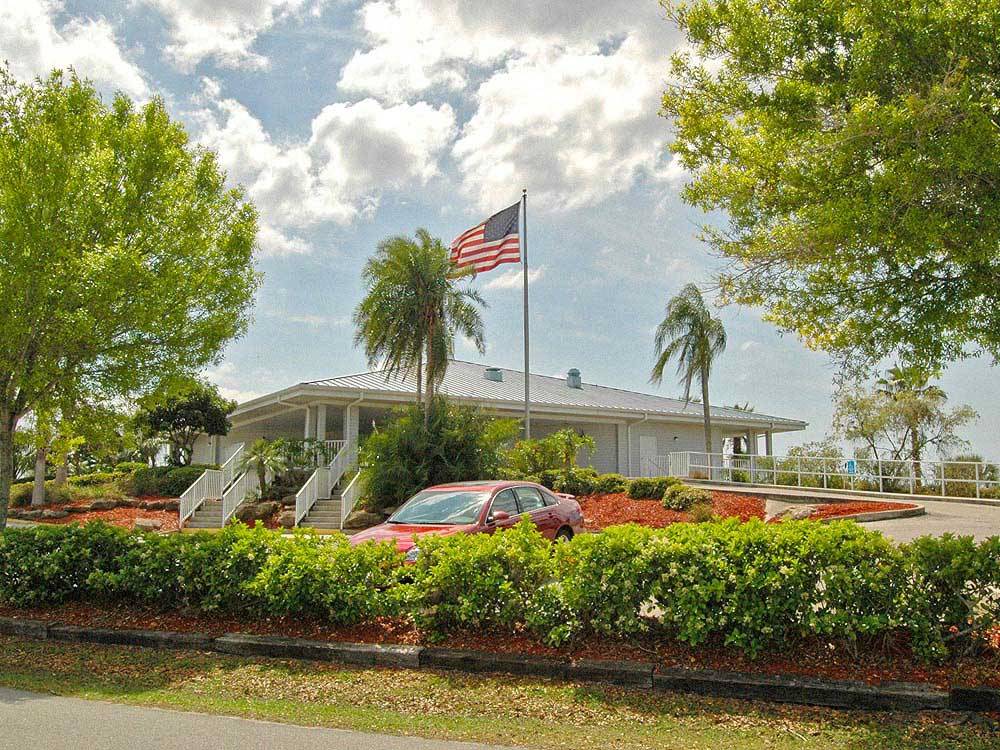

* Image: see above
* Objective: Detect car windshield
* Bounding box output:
[388,490,491,525]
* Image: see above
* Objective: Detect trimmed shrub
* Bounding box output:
[0,522,130,606]
[662,484,712,511]
[553,467,598,496]
[248,533,402,624]
[68,471,127,487]
[537,469,561,490]
[128,464,217,497]
[407,518,554,637]
[627,476,679,499]
[9,482,32,508]
[593,473,629,495]
[114,461,149,474]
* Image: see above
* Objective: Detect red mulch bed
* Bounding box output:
[41,504,180,532]
[2,600,997,690]
[579,491,916,531]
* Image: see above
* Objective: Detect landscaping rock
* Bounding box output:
[343,510,382,529]
[89,499,119,511]
[775,505,816,520]
[140,499,166,510]
[162,499,180,511]
[135,518,163,531]
[234,500,281,523]
[118,498,141,508]
[18,509,44,520]
[281,494,297,507]
[42,509,69,519]
[66,504,90,513]
[278,510,296,528]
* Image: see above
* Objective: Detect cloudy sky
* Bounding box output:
[3,0,997,456]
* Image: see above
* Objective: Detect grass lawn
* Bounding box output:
[0,637,995,749]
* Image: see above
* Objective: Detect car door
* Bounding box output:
[513,486,559,539]
[484,489,520,534]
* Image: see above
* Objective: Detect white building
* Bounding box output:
[194,359,806,476]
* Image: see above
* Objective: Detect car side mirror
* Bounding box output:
[491,510,510,523]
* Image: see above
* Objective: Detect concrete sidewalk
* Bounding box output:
[0,687,511,750]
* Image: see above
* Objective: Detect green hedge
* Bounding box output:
[627,476,679,499]
[2,520,998,662]
[128,464,218,497]
[68,471,128,487]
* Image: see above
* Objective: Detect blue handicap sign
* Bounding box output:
[846,459,857,476]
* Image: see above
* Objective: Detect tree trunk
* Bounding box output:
[31,445,49,506]
[701,371,713,454]
[54,459,68,487]
[910,427,922,485]
[424,336,434,427]
[416,349,423,405]
[0,418,14,531]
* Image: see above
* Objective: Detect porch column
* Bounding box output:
[316,404,327,441]
[303,406,315,439]
[747,431,758,455]
[615,423,628,474]
[765,430,774,456]
[343,404,360,446]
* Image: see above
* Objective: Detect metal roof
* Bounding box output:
[304,360,805,428]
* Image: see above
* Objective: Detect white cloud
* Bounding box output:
[592,245,693,285]
[740,340,761,353]
[453,35,671,211]
[482,265,544,291]
[142,0,315,71]
[193,84,456,253]
[0,1,147,98]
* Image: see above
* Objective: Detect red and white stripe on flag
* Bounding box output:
[450,201,521,274]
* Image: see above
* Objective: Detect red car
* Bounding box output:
[349,480,584,562]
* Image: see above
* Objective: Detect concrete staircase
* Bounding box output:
[185,499,224,529]
[298,490,343,530]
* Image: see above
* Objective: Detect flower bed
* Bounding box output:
[37,504,180,532]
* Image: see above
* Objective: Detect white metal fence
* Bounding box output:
[665,451,1000,499]
[339,472,363,529]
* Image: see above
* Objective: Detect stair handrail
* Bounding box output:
[179,469,223,526]
[221,470,261,526]
[339,471,363,530]
[220,442,245,489]
[294,440,358,527]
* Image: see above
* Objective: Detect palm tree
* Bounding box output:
[650,284,727,453]
[354,229,486,425]
[237,439,287,496]
[876,364,945,483]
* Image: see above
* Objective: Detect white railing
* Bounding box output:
[339,471,363,529]
[293,440,358,526]
[295,466,329,525]
[221,442,245,488]
[179,469,223,525]
[222,470,261,526]
[323,440,346,458]
[668,451,1000,499]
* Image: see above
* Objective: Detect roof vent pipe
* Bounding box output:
[566,368,582,389]
[484,367,503,382]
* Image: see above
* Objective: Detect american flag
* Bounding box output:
[450,201,521,273]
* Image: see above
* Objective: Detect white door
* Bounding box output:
[639,436,658,477]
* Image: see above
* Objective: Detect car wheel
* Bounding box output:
[555,527,573,542]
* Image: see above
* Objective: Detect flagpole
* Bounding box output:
[521,188,531,439]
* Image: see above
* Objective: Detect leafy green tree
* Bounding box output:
[549,429,597,473]
[834,381,977,470]
[354,229,486,424]
[650,284,727,452]
[0,69,259,527]
[662,0,1000,370]
[875,364,947,482]
[135,378,236,466]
